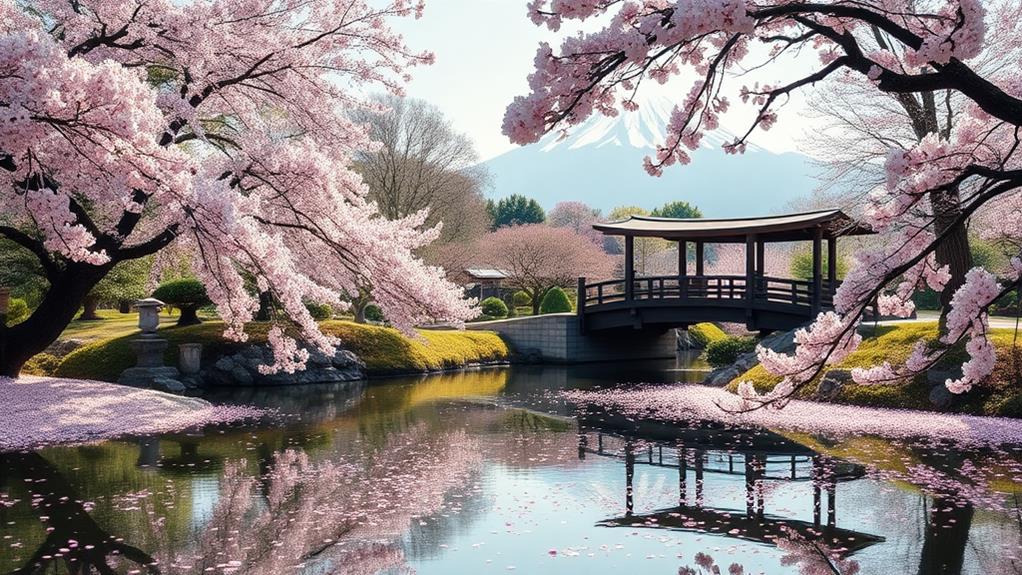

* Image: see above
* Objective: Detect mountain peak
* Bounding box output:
[538,93,760,153]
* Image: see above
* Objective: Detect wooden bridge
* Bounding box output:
[577,209,871,333]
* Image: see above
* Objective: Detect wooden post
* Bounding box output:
[695,241,704,276]
[756,240,765,277]
[746,235,755,307]
[812,227,823,315]
[624,235,635,302]
[679,240,688,299]
[576,277,586,334]
[827,237,838,293]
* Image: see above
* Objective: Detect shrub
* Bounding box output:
[304,301,333,320]
[21,353,60,376]
[688,323,727,348]
[539,287,572,314]
[512,291,532,307]
[705,336,757,368]
[5,297,29,326]
[152,278,210,326]
[480,297,508,318]
[364,304,385,322]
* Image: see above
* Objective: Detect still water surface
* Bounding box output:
[2,357,1021,574]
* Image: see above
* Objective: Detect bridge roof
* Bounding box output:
[592,209,872,242]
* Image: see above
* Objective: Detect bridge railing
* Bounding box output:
[579,275,838,310]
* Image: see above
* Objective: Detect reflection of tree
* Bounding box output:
[1,451,158,575]
[153,426,480,574]
[676,528,861,575]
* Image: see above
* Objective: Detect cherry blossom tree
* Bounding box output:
[477,224,615,315]
[548,200,604,245]
[506,0,1022,405]
[0,0,475,377]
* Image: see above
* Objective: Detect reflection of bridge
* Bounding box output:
[576,412,885,555]
[578,210,871,333]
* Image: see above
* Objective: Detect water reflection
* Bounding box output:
[2,360,1022,575]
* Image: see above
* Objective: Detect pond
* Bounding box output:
[2,355,1021,574]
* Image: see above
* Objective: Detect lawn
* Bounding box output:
[51,319,509,382]
[58,308,207,343]
[725,322,1022,416]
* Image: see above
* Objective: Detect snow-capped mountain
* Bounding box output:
[484,94,815,217]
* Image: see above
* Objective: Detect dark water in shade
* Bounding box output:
[2,355,1022,575]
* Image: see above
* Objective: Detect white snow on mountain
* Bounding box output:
[484,93,816,217]
[538,93,762,153]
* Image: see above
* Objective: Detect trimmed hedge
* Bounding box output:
[540,287,572,314]
[480,297,509,318]
[305,301,333,320]
[512,291,532,307]
[5,297,29,326]
[54,320,509,381]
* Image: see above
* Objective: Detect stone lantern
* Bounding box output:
[118,297,183,391]
[134,298,164,336]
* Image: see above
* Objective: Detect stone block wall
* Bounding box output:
[467,313,676,363]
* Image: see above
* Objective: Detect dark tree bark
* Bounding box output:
[0,263,110,376]
[0,451,158,575]
[255,290,274,321]
[177,304,202,326]
[78,293,101,320]
[917,496,974,575]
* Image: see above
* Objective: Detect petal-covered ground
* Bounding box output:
[565,384,1022,446]
[0,376,262,451]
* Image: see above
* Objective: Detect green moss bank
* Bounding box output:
[725,322,1022,417]
[53,320,509,382]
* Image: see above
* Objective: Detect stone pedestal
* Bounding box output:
[179,343,202,374]
[133,337,168,367]
[118,336,183,392]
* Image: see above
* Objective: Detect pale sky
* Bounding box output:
[396,0,824,161]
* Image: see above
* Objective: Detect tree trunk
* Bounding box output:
[930,186,973,335]
[78,294,101,320]
[0,264,108,377]
[917,496,973,575]
[353,299,368,323]
[531,288,543,316]
[255,291,274,321]
[177,305,202,326]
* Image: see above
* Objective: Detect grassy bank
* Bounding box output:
[51,320,509,382]
[725,322,1022,417]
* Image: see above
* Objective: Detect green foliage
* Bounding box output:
[488,194,546,228]
[364,304,385,322]
[91,258,151,305]
[0,239,48,307]
[790,247,848,280]
[650,200,702,219]
[539,287,572,313]
[305,301,333,320]
[607,205,648,220]
[21,353,61,376]
[152,278,211,306]
[911,288,942,311]
[512,291,532,307]
[480,296,509,318]
[56,320,509,381]
[688,323,727,347]
[5,297,29,326]
[971,237,1010,272]
[704,336,757,368]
